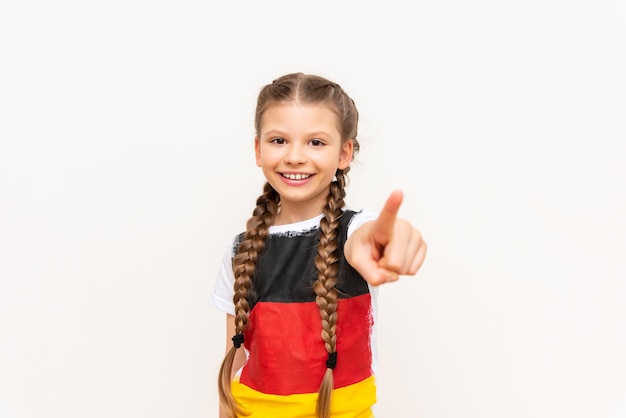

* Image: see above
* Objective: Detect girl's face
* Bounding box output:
[255,102,353,224]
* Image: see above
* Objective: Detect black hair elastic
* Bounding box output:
[326,352,337,370]
[232,334,244,349]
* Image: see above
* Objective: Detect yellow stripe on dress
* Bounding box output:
[231,375,376,418]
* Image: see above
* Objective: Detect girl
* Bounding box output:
[210,73,427,418]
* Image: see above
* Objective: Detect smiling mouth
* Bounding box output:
[281,173,312,180]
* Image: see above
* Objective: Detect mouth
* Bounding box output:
[281,173,312,180]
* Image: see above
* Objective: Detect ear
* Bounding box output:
[254,136,262,167]
[337,139,354,170]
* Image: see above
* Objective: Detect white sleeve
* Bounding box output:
[209,239,236,316]
[347,209,379,237]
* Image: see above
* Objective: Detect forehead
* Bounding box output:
[260,103,341,136]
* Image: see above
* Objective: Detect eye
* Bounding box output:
[270,137,286,145]
[309,139,324,147]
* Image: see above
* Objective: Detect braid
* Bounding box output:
[313,170,347,418]
[218,182,279,418]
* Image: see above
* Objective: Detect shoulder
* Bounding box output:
[344,208,378,237]
[229,208,379,246]
[231,231,246,257]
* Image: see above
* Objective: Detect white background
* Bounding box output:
[1,1,625,417]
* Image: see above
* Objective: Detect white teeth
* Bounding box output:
[283,173,310,180]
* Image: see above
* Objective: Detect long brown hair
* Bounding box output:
[218,73,360,418]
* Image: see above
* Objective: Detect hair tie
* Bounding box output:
[232,334,244,349]
[326,352,337,370]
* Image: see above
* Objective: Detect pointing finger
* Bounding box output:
[373,190,404,246]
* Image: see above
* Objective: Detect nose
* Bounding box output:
[285,143,307,165]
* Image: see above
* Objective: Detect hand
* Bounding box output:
[345,190,427,285]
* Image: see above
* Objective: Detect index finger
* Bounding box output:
[373,190,404,245]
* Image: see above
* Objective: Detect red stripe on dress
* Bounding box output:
[240,293,373,396]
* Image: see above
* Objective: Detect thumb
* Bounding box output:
[352,253,399,286]
[372,190,404,247]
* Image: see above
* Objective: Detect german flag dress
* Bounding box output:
[211,210,380,417]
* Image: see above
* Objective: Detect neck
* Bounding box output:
[273,201,327,225]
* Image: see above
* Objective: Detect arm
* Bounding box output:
[219,314,247,418]
[344,190,427,285]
